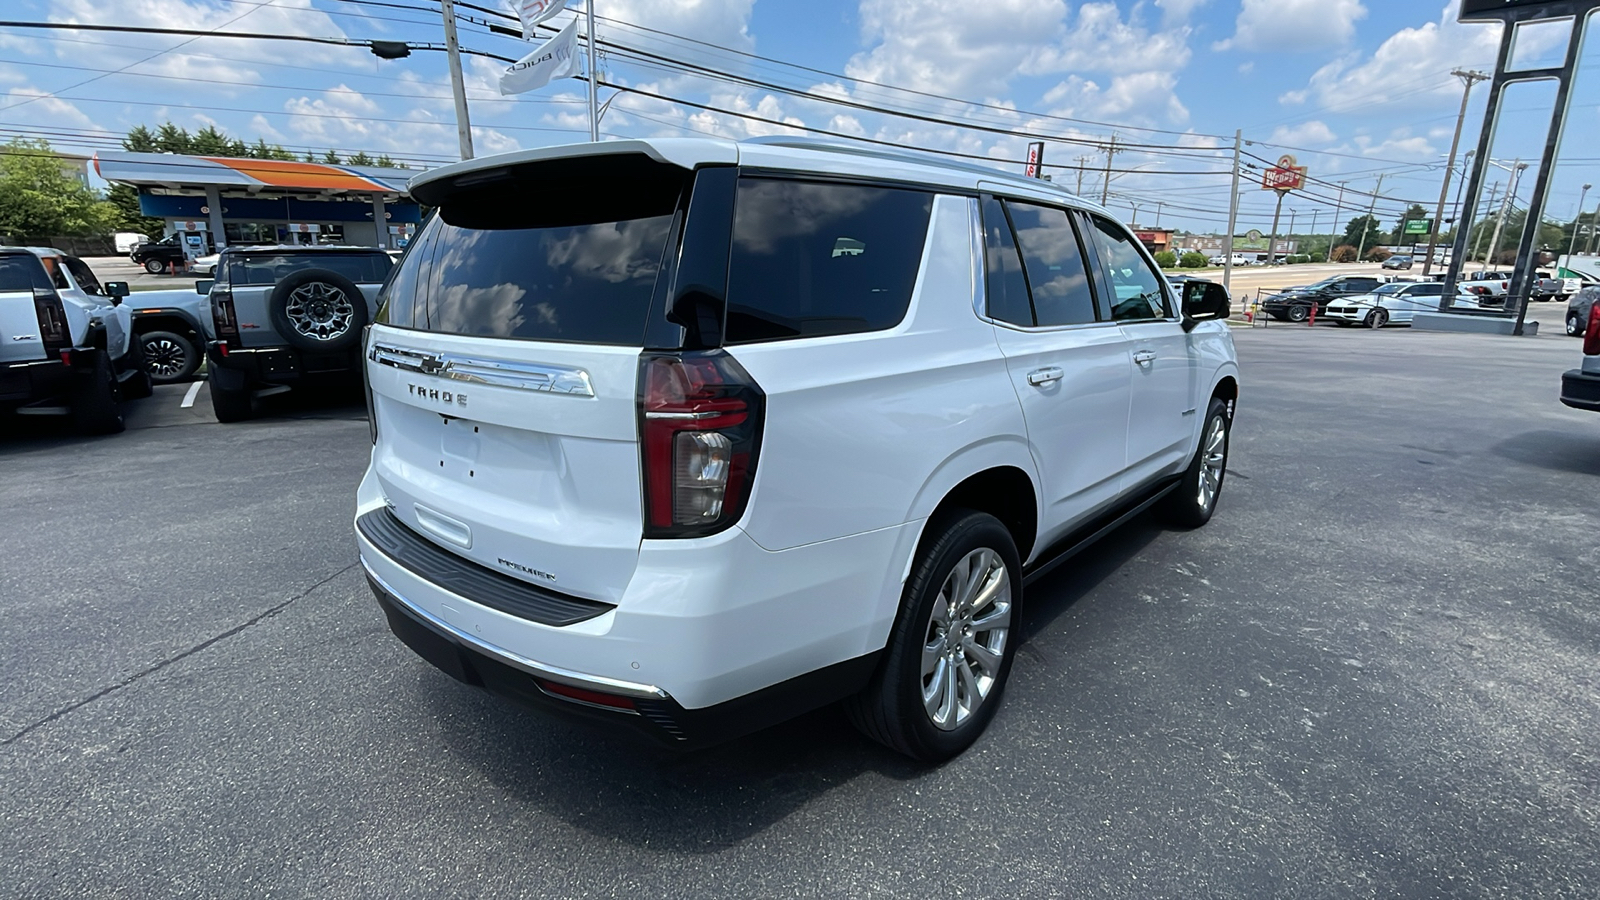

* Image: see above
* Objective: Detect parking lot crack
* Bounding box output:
[0,563,357,748]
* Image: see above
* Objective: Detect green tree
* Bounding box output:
[346,150,375,166]
[123,125,158,152]
[1392,204,1430,244]
[1179,251,1208,269]
[321,149,342,164]
[1153,250,1177,268]
[1342,215,1382,251]
[373,154,404,169]
[153,123,194,154]
[0,139,121,236]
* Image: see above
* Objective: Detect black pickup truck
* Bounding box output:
[130,235,208,274]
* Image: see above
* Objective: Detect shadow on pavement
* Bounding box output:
[1492,428,1600,478]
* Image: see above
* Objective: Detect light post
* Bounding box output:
[1568,183,1592,263]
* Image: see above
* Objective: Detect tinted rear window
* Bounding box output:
[228,252,392,286]
[0,255,44,292]
[724,178,932,343]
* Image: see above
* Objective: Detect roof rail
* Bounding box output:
[743,136,1076,196]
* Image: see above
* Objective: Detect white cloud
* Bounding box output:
[1155,0,1210,25]
[1270,120,1337,146]
[1042,71,1189,125]
[0,86,100,132]
[1295,2,1501,111]
[1216,0,1367,52]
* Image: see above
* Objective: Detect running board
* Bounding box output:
[14,405,69,416]
[1022,478,1179,588]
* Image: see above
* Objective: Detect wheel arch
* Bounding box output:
[902,437,1041,568]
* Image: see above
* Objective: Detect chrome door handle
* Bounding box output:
[1027,367,1064,386]
[1133,350,1157,366]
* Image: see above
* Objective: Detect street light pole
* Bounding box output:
[1424,69,1489,277]
[1567,183,1592,264]
[1329,181,1347,262]
[1486,160,1527,269]
[585,0,599,141]
[438,0,474,159]
[1356,173,1385,263]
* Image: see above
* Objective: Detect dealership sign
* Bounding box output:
[1403,219,1434,235]
[1261,155,1308,192]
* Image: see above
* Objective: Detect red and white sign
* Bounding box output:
[174,220,207,232]
[1262,154,1308,192]
[286,223,321,234]
[1024,141,1045,179]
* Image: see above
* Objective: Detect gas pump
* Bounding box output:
[286,223,320,246]
[174,220,207,271]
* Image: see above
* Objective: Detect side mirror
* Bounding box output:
[104,281,130,304]
[195,280,214,295]
[1182,281,1230,331]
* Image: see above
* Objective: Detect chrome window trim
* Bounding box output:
[360,551,668,701]
[369,342,595,397]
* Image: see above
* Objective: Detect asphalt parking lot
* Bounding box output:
[2,307,1597,898]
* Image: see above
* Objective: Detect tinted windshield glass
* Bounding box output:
[0,256,43,292]
[229,253,392,286]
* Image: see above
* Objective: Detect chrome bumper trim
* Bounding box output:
[358,543,668,701]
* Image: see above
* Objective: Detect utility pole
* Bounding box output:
[1486,160,1526,269]
[1356,173,1385,263]
[1223,129,1242,292]
[1329,181,1347,262]
[585,0,599,141]
[1155,201,1163,228]
[1471,180,1501,266]
[1567,182,1592,264]
[1287,208,1297,254]
[1424,69,1489,277]
[1074,155,1093,195]
[1308,209,1319,259]
[1100,134,1118,206]
[438,0,474,159]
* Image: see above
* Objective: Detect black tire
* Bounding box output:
[1569,315,1585,337]
[267,268,368,353]
[140,330,200,383]
[209,379,254,423]
[1287,305,1310,322]
[143,257,166,274]
[1367,308,1389,329]
[70,350,125,436]
[846,510,1022,762]
[1161,396,1230,529]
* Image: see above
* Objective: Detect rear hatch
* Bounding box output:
[365,151,695,604]
[0,254,49,365]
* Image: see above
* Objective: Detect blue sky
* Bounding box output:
[3,0,1597,239]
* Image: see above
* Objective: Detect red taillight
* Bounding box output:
[33,289,69,353]
[639,352,764,538]
[536,679,637,711]
[211,289,240,347]
[1584,303,1600,356]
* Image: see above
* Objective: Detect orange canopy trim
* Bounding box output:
[201,157,396,193]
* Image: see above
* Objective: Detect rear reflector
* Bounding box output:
[535,679,637,711]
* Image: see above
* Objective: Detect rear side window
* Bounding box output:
[229,253,392,286]
[1006,201,1097,327]
[63,257,102,296]
[0,256,46,292]
[982,198,1033,327]
[723,178,932,344]
[375,219,437,330]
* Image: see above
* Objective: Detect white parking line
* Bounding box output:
[181,380,204,409]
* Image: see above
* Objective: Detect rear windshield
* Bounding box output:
[0,255,44,293]
[384,164,685,345]
[226,252,392,286]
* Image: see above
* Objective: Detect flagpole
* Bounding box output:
[585,1,599,141]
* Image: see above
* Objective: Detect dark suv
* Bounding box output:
[1261,275,1382,322]
[203,245,393,422]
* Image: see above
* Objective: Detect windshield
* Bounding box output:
[1372,284,1406,295]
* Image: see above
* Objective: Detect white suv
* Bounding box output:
[355,138,1239,760]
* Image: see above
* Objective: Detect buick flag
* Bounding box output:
[509,0,567,38]
[499,18,579,95]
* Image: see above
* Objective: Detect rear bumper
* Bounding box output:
[365,561,880,749]
[207,341,361,387]
[1560,367,1600,411]
[354,465,909,744]
[0,351,98,408]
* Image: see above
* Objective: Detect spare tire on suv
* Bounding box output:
[267,267,368,353]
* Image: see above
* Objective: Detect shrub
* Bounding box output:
[1331,245,1358,263]
[1154,250,1177,268]
[1180,251,1208,269]
[1287,254,1311,264]
[1365,247,1393,262]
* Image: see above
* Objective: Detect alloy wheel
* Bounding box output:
[143,336,188,379]
[1198,413,1227,511]
[921,547,1012,731]
[284,282,355,341]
